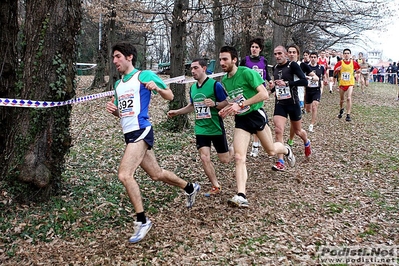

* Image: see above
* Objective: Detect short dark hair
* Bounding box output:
[220,46,238,60]
[249,37,264,51]
[310,51,318,57]
[112,41,138,66]
[192,58,207,67]
[343,48,351,54]
[303,50,310,55]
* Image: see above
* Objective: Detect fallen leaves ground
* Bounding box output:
[1,76,399,265]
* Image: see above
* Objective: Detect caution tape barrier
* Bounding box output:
[0,72,226,108]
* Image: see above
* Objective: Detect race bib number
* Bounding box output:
[361,69,368,74]
[276,85,292,100]
[308,79,319,88]
[341,72,351,81]
[231,94,250,114]
[118,94,135,117]
[194,101,211,119]
[252,66,263,78]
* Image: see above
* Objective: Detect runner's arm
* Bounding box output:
[167,103,194,118]
[240,84,269,108]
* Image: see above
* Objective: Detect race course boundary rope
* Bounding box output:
[0,72,226,108]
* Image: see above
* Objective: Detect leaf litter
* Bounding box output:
[1,76,398,265]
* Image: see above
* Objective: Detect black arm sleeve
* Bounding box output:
[300,63,312,75]
[288,62,308,87]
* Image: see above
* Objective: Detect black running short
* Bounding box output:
[273,102,302,121]
[234,108,269,134]
[305,89,321,104]
[196,135,229,153]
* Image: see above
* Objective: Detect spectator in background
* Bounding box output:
[391,62,397,84]
[396,62,399,85]
[372,66,378,82]
[387,63,394,84]
[378,66,385,82]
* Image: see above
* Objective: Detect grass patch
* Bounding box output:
[358,223,380,238]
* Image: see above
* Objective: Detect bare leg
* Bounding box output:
[140,149,187,189]
[289,123,295,142]
[118,141,149,214]
[273,115,287,161]
[346,86,354,115]
[310,101,319,125]
[339,88,345,110]
[198,146,219,188]
[256,124,287,156]
[232,128,251,194]
[290,120,308,144]
[217,149,233,164]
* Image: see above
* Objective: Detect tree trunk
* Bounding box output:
[0,0,18,174]
[271,0,287,64]
[91,19,107,89]
[167,0,189,132]
[107,1,118,92]
[241,7,252,58]
[1,0,82,202]
[143,34,148,70]
[213,0,225,74]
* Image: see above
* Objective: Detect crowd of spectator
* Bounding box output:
[370,62,398,84]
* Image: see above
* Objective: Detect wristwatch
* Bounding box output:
[214,101,218,107]
[238,102,245,109]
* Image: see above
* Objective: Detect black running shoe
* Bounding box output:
[337,108,344,119]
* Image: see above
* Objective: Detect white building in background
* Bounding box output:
[367,50,383,65]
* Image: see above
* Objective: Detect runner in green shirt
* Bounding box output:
[218,46,295,208]
[168,58,233,197]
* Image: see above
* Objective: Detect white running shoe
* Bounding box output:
[129,219,153,243]
[249,144,259,157]
[186,183,200,208]
[308,124,314,132]
[227,195,249,208]
[284,145,296,167]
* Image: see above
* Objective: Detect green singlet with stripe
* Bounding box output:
[191,78,224,136]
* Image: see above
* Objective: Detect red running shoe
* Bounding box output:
[305,140,312,157]
[272,161,286,171]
